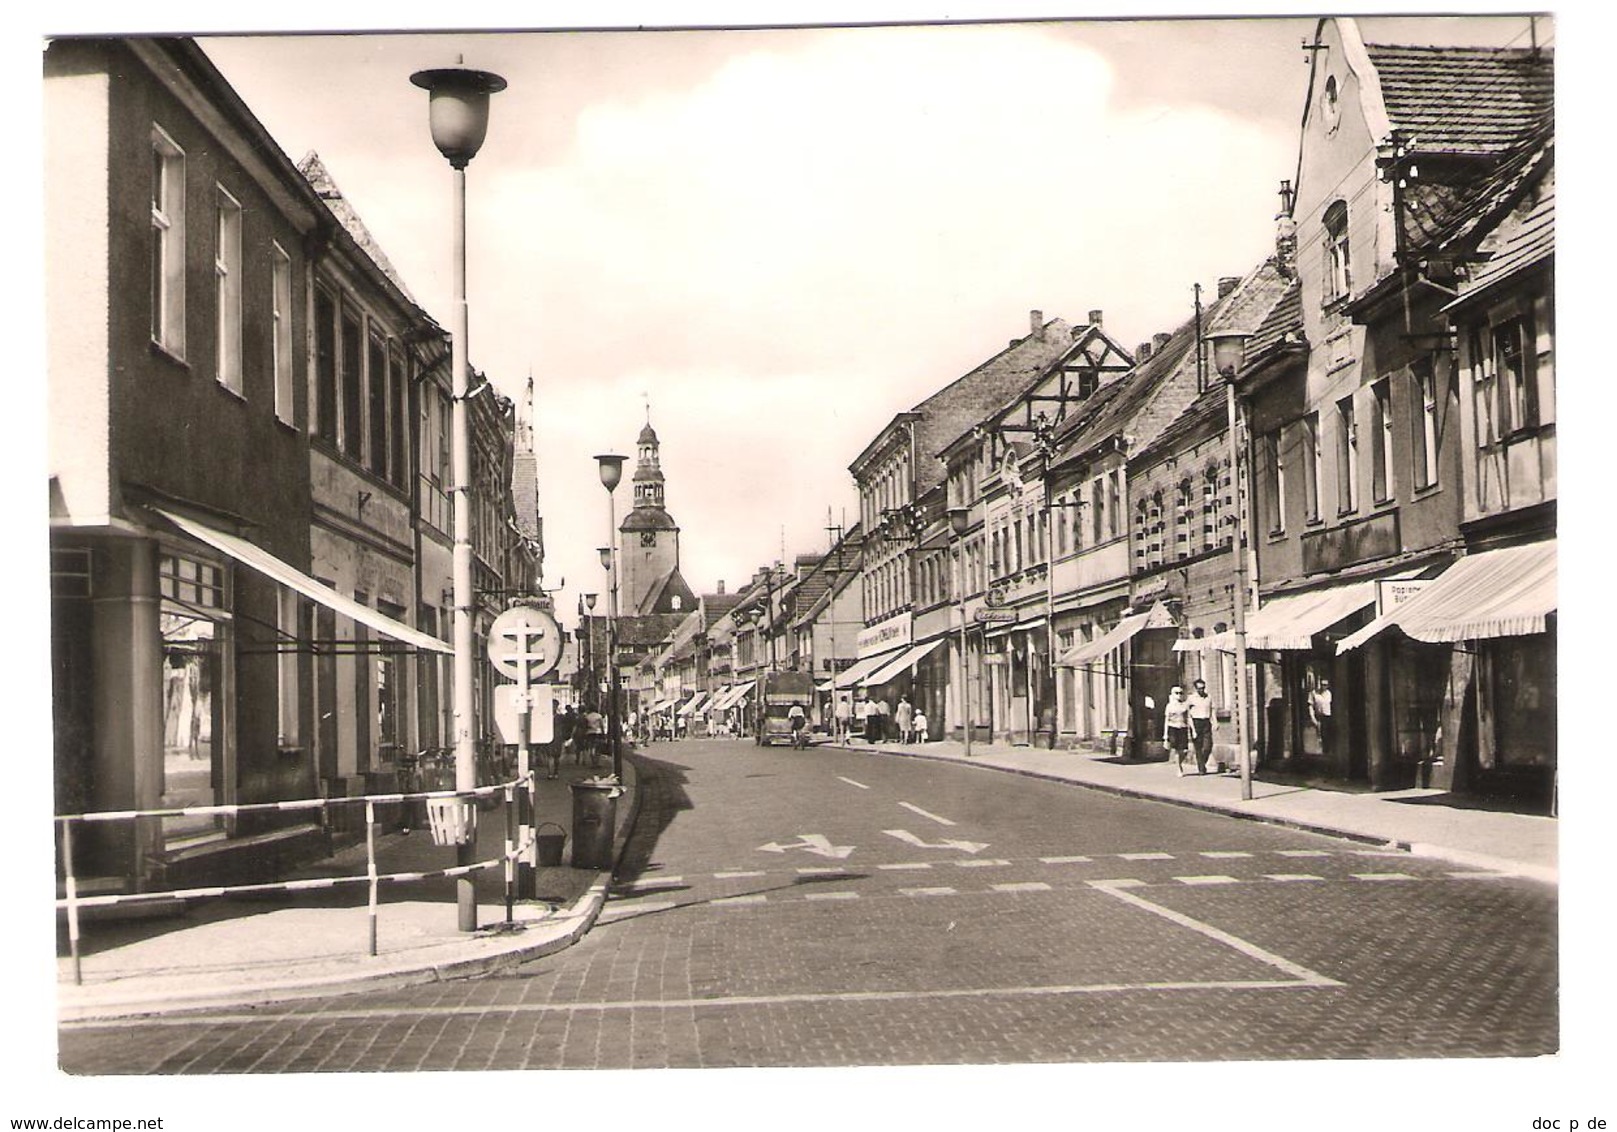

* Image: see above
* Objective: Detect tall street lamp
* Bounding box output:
[1207,328,1254,802]
[949,506,973,758]
[596,454,626,782]
[581,592,597,710]
[411,59,505,932]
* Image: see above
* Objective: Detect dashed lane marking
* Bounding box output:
[714,871,766,880]
[1351,873,1419,882]
[1199,851,1253,859]
[618,877,682,889]
[599,900,678,917]
[712,894,768,907]
[1119,852,1174,861]
[1088,880,1343,988]
[899,887,957,897]
[1276,850,1332,858]
[992,882,1052,893]
[899,802,956,826]
[837,777,870,790]
[797,866,853,876]
[1447,870,1522,880]
[1040,855,1094,864]
[1173,875,1240,886]
[803,891,860,901]
[1264,874,1326,883]
[877,862,933,871]
[952,859,1012,868]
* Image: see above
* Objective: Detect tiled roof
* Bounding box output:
[1434,127,1554,252]
[1457,165,1553,301]
[298,152,417,303]
[1364,43,1553,157]
[1245,278,1305,364]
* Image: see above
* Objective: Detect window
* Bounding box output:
[1134,500,1149,570]
[1323,200,1351,305]
[368,332,388,476]
[314,288,338,442]
[1174,481,1194,558]
[1335,395,1358,513]
[1372,380,1393,502]
[1092,477,1106,545]
[277,590,302,749]
[341,309,363,456]
[390,344,408,486]
[1108,471,1122,539]
[1494,317,1538,435]
[272,245,294,424]
[150,126,186,355]
[1263,431,1286,536]
[1303,413,1322,522]
[1412,364,1439,490]
[214,188,243,393]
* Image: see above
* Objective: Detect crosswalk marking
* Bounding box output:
[877,862,932,871]
[992,882,1052,893]
[713,894,767,906]
[1173,875,1240,886]
[1447,870,1520,880]
[953,859,1012,868]
[1264,874,1326,883]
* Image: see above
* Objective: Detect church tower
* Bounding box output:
[619,414,684,614]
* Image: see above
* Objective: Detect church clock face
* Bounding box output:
[640,531,657,547]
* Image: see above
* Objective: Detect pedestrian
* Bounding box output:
[1187,679,1215,775]
[546,702,570,779]
[875,697,892,743]
[1163,685,1193,777]
[895,696,914,743]
[855,696,871,740]
[912,709,928,742]
[581,708,604,766]
[835,692,852,740]
[558,704,579,773]
[1309,676,1335,758]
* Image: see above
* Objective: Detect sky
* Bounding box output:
[179,11,1550,627]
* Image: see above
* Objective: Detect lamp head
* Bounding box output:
[410,65,506,170]
[1205,329,1251,379]
[948,507,971,537]
[584,592,598,612]
[598,546,613,571]
[595,454,627,492]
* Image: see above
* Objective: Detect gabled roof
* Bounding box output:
[636,567,698,616]
[1447,138,1554,307]
[1245,278,1305,364]
[299,152,417,304]
[1363,42,1554,158]
[700,593,746,629]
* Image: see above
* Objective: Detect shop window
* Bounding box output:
[150,125,186,357]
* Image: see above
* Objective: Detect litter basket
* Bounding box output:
[426,797,477,847]
[535,821,567,867]
[570,779,620,870]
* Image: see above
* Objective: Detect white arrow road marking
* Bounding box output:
[756,833,855,859]
[883,829,989,854]
[899,801,956,826]
[837,776,869,789]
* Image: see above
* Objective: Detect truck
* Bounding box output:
[755,670,818,747]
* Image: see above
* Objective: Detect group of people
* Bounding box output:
[856,694,928,744]
[1161,680,1218,777]
[541,703,607,779]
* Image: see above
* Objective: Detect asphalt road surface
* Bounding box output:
[59,738,1557,1071]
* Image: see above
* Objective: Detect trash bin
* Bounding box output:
[570,779,620,870]
[535,821,567,867]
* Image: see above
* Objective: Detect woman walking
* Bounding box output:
[1163,686,1193,777]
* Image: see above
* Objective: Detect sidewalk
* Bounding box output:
[835,736,1557,883]
[56,756,641,1023]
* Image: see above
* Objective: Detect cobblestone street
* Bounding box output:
[59,741,1556,1072]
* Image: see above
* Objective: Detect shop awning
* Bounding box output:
[833,648,904,690]
[680,692,710,716]
[1337,540,1556,653]
[1244,569,1423,651]
[711,683,753,711]
[154,507,451,654]
[985,615,1047,639]
[1056,611,1152,668]
[861,639,945,687]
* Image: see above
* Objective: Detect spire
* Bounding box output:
[516,370,535,455]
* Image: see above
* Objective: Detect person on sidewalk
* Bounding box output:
[1163,685,1193,777]
[895,696,914,743]
[1309,677,1335,759]
[1187,679,1214,775]
[912,709,928,743]
[874,697,893,743]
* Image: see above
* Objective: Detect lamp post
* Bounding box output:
[595,454,626,782]
[1207,328,1254,802]
[411,59,505,932]
[581,592,597,710]
[949,506,973,758]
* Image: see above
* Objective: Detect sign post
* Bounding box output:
[488,605,562,900]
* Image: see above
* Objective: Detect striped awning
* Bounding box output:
[1056,612,1152,667]
[861,639,945,687]
[1337,540,1556,653]
[710,683,753,711]
[679,692,710,716]
[1239,568,1423,651]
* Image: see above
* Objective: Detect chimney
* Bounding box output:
[1218,276,1241,298]
[1153,331,1172,353]
[717,580,725,595]
[1030,310,1044,340]
[1087,309,1104,327]
[1137,341,1153,362]
[1275,179,1298,278]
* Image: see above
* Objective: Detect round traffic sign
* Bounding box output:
[487,605,563,682]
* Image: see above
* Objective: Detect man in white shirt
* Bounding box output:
[1187,679,1215,775]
